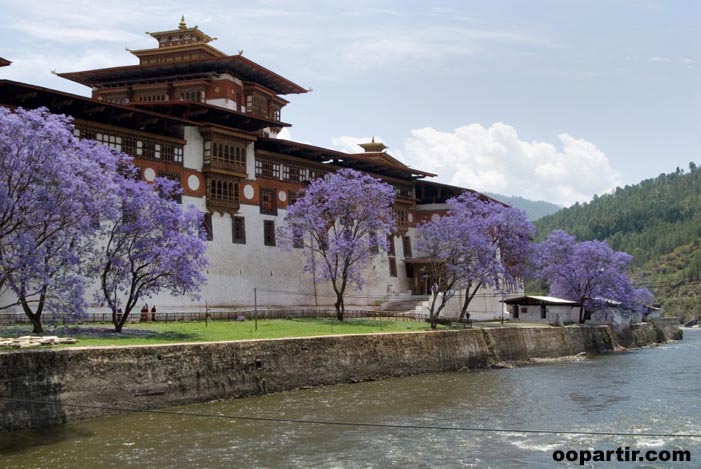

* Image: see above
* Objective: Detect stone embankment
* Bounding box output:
[0,321,680,432]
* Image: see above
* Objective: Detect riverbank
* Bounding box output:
[0,320,681,432]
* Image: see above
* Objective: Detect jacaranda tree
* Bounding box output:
[449,192,533,321]
[533,229,652,323]
[0,107,121,332]
[417,192,534,328]
[279,168,395,320]
[94,177,208,332]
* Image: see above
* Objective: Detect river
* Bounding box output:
[1,329,699,468]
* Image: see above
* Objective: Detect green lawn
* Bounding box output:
[0,318,453,348]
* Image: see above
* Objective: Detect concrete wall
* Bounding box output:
[0,325,629,432]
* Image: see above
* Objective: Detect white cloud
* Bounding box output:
[336,26,545,71]
[367,123,622,207]
[648,56,695,65]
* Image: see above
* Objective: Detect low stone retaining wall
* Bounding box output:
[0,323,678,432]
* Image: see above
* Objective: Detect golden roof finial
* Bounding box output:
[179,16,187,30]
[358,137,387,153]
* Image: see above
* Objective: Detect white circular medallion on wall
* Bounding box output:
[278,190,287,202]
[431,213,440,223]
[408,213,413,223]
[243,184,255,200]
[143,167,156,182]
[187,174,200,191]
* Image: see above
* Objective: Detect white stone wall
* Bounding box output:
[510,304,578,325]
[183,126,203,170]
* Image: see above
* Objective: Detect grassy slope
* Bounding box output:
[0,319,450,348]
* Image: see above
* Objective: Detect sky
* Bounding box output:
[1,0,699,207]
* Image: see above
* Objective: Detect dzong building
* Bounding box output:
[0,19,520,316]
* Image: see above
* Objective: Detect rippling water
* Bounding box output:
[2,329,700,468]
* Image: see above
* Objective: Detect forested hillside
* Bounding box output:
[534,163,701,320]
[485,193,561,221]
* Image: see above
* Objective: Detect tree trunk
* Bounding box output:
[458,282,481,321]
[578,305,586,324]
[30,316,43,334]
[20,295,43,333]
[335,294,344,321]
[429,286,440,329]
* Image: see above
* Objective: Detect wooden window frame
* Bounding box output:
[232,216,246,244]
[260,188,277,215]
[263,220,276,247]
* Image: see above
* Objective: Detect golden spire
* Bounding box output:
[358,137,388,153]
[179,16,187,30]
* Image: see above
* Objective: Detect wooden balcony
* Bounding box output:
[206,197,240,215]
[203,159,247,177]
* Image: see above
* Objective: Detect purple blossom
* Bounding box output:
[0,107,121,332]
[532,229,650,323]
[417,192,534,328]
[93,177,208,332]
[278,168,395,320]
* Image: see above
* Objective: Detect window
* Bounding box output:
[206,177,239,213]
[203,137,246,172]
[369,232,379,254]
[283,165,307,183]
[179,90,204,102]
[203,213,213,241]
[232,216,246,244]
[292,225,304,249]
[260,189,277,215]
[387,235,397,277]
[74,123,183,166]
[255,159,281,179]
[288,190,302,206]
[389,257,397,277]
[95,132,122,152]
[402,236,412,258]
[263,220,276,246]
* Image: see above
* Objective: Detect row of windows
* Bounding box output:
[104,96,130,105]
[204,140,247,171]
[255,159,327,182]
[179,90,205,102]
[245,93,281,121]
[74,125,184,165]
[143,53,208,65]
[206,216,407,280]
[207,178,239,204]
[394,185,414,198]
[203,215,289,248]
[137,94,168,102]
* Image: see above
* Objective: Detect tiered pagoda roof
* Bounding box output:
[57,55,307,95]
[57,18,306,96]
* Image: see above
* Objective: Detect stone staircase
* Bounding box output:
[380,292,430,313]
